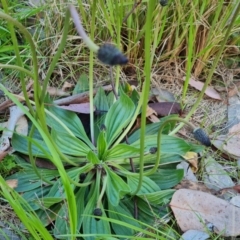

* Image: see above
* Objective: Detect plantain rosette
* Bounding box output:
[8,87,203,239]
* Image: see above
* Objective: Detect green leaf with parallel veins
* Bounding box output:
[46,106,93,148]
[104,92,135,146]
[54,172,94,237]
[76,172,94,230]
[53,203,70,237]
[52,130,90,156]
[104,165,131,206]
[106,91,115,107]
[83,182,111,240]
[137,189,175,205]
[121,197,164,226]
[104,144,140,161]
[6,168,58,192]
[97,131,107,160]
[108,202,140,236]
[130,134,191,156]
[149,169,184,189]
[36,204,62,227]
[67,163,94,182]
[12,133,51,158]
[41,197,63,208]
[21,185,52,210]
[106,153,184,168]
[127,175,160,195]
[73,73,89,94]
[127,115,177,143]
[87,150,100,164]
[94,87,109,111]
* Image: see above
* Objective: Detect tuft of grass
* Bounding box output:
[1,0,239,92]
[0,155,18,178]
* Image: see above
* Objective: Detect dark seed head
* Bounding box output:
[97,44,128,66]
[149,147,157,154]
[193,128,211,147]
[93,208,102,221]
[79,173,86,183]
[159,0,168,6]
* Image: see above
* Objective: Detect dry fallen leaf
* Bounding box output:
[181,229,209,240]
[177,161,197,182]
[174,180,216,195]
[146,106,160,123]
[182,152,199,173]
[59,103,94,114]
[213,123,240,159]
[6,179,18,189]
[151,87,175,102]
[222,123,240,157]
[233,185,240,193]
[0,136,10,152]
[184,77,222,100]
[61,81,74,92]
[47,87,70,97]
[203,156,234,191]
[148,102,181,117]
[22,155,56,169]
[228,85,240,97]
[15,116,28,136]
[170,189,240,237]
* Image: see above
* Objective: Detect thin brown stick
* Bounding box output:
[0,85,113,112]
[110,67,118,100]
[53,85,112,105]
[122,0,142,24]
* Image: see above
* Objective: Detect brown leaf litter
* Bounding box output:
[170,189,240,237]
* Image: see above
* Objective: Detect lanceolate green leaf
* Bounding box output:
[41,197,63,208]
[94,87,109,111]
[106,91,115,107]
[104,165,131,206]
[104,92,135,146]
[130,134,191,155]
[7,168,58,192]
[46,178,74,198]
[53,204,70,238]
[121,197,159,225]
[149,169,184,189]
[73,73,89,94]
[108,203,140,236]
[46,106,94,148]
[137,189,175,205]
[67,164,94,182]
[12,133,52,159]
[97,131,107,160]
[82,182,111,240]
[75,172,94,231]
[87,150,100,164]
[35,204,62,227]
[127,115,177,143]
[22,185,52,210]
[106,153,184,167]
[52,130,90,156]
[104,144,140,161]
[127,175,160,195]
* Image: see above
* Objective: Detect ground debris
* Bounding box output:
[170,189,240,237]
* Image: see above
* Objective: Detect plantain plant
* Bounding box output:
[8,86,205,239]
[1,0,238,239]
